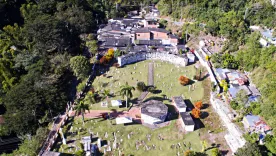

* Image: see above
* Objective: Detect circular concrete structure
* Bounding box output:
[141,100,168,124]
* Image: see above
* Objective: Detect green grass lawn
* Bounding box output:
[53,118,205,156]
[90,60,204,110]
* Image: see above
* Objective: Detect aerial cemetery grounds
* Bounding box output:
[52,60,228,155]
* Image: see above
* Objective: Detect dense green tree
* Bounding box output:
[70,56,90,80]
[230,101,239,110]
[243,132,259,143]
[2,127,48,156]
[249,102,261,115]
[235,142,262,156]
[264,135,276,154]
[221,53,239,69]
[136,81,146,92]
[235,89,248,107]
[86,40,98,57]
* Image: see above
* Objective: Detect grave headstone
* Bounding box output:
[97,138,101,147]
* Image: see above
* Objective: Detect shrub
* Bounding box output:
[179,76,189,85]
[75,150,84,156]
[191,108,201,118]
[147,86,156,93]
[137,81,146,92]
[230,101,239,110]
[210,148,220,156]
[195,101,203,109]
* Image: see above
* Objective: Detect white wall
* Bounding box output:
[185,125,194,132]
[210,93,246,153]
[118,52,188,67]
[141,113,163,124]
[179,118,194,132]
[177,107,186,112]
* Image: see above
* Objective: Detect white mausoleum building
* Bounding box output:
[179,112,195,132]
[141,100,168,125]
[172,96,187,112]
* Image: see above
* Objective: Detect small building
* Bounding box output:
[228,84,252,100]
[116,117,133,124]
[261,29,276,46]
[142,19,159,28]
[242,115,271,134]
[135,28,152,40]
[150,28,170,40]
[136,39,162,46]
[215,68,231,81]
[111,100,122,107]
[141,100,168,125]
[260,38,268,47]
[226,71,248,86]
[187,52,195,63]
[179,112,195,132]
[132,45,148,52]
[103,38,131,47]
[172,96,187,112]
[248,86,261,96]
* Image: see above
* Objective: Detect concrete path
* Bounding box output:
[148,62,154,86]
[70,110,140,121]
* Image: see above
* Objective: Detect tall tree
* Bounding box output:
[120,82,135,108]
[74,100,90,125]
[70,56,90,80]
[86,40,98,57]
[236,142,262,156]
